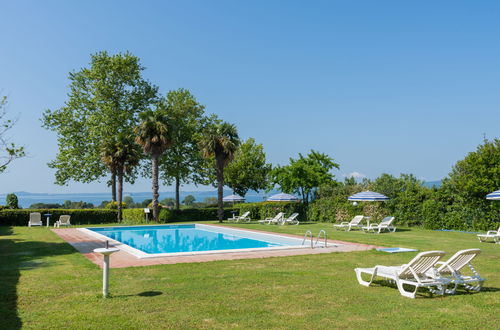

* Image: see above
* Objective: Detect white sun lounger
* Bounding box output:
[28,212,43,227]
[258,212,284,225]
[477,226,500,243]
[333,215,364,231]
[362,216,396,233]
[54,215,71,228]
[355,250,450,298]
[281,213,299,225]
[427,248,485,294]
[227,211,251,222]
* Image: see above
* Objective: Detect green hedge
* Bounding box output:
[0,209,118,226]
[122,207,239,224]
[238,202,306,221]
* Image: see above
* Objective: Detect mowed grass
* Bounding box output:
[0,222,499,329]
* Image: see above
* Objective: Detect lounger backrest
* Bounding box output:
[288,213,299,220]
[437,249,480,275]
[30,212,41,223]
[240,211,250,218]
[59,215,71,224]
[398,251,445,279]
[380,216,395,225]
[351,215,364,225]
[274,212,284,220]
[497,226,500,234]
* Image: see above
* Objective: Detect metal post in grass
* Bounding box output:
[93,242,119,298]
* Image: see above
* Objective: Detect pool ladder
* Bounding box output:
[302,230,329,248]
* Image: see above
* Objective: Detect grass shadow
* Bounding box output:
[113,291,163,298]
[0,226,76,329]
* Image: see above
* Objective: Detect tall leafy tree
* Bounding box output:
[42,51,157,199]
[198,119,240,222]
[135,109,173,221]
[271,150,339,205]
[157,89,206,209]
[0,96,25,173]
[101,133,141,221]
[224,138,272,197]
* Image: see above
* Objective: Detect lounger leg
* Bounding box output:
[355,269,377,287]
[396,281,418,299]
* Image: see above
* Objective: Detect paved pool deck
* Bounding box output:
[52,224,380,268]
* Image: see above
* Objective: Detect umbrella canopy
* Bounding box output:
[267,193,300,202]
[222,194,245,202]
[486,190,500,200]
[348,191,389,202]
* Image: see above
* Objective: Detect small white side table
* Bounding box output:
[93,247,120,298]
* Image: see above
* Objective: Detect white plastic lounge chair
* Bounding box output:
[54,215,71,228]
[227,211,250,222]
[28,212,43,227]
[427,249,485,294]
[258,212,284,225]
[333,215,364,231]
[477,226,500,243]
[281,213,299,225]
[362,216,396,233]
[355,251,450,298]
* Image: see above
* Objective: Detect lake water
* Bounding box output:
[0,190,274,208]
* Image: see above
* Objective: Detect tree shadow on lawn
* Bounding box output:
[0,226,76,330]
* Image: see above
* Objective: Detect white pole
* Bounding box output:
[93,247,119,298]
[103,254,110,297]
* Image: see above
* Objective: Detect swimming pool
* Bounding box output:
[79,224,306,258]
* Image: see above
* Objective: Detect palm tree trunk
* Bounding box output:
[175,176,180,210]
[117,169,123,222]
[216,158,224,222]
[152,155,160,221]
[111,172,117,202]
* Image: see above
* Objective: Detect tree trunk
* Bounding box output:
[152,155,160,221]
[216,157,225,222]
[111,172,117,202]
[117,169,123,222]
[175,176,180,210]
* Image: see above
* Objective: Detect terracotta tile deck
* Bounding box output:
[52,224,379,268]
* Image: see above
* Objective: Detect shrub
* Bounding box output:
[0,209,117,226]
[6,193,19,209]
[105,201,127,209]
[122,208,148,224]
[122,207,239,224]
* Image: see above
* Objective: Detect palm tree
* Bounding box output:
[198,121,240,222]
[101,133,141,221]
[135,110,173,221]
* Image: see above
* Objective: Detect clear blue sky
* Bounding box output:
[0,0,499,194]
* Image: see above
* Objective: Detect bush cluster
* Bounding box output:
[122,207,239,224]
[238,201,306,221]
[0,209,117,226]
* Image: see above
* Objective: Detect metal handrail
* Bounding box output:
[302,230,313,248]
[315,230,327,248]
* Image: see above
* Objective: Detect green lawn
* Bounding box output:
[0,222,499,329]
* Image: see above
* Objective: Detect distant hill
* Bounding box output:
[422,180,442,188]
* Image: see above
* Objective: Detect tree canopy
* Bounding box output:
[0,96,25,173]
[224,138,272,197]
[42,51,157,188]
[157,88,206,209]
[271,150,339,204]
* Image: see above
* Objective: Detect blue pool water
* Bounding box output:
[376,247,418,253]
[89,224,285,254]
